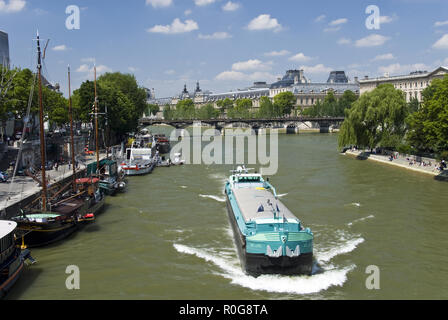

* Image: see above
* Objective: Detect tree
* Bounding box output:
[216,98,233,115]
[175,99,196,119]
[72,72,147,137]
[257,96,274,118]
[407,97,420,114]
[406,75,448,154]
[338,84,408,150]
[146,104,160,116]
[273,91,296,117]
[163,104,174,120]
[197,103,219,120]
[228,98,252,119]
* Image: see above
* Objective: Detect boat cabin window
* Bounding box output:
[237,176,260,183]
[110,163,117,175]
[126,149,131,160]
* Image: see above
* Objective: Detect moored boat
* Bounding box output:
[224,166,314,276]
[120,143,155,176]
[153,134,170,154]
[0,220,35,299]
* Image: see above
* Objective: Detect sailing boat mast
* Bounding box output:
[36,31,47,210]
[68,66,76,192]
[94,65,99,175]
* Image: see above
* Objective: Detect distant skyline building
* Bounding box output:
[359,66,448,103]
[0,30,10,68]
[161,69,359,111]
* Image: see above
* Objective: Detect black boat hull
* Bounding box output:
[225,195,313,277]
[157,144,170,154]
[17,221,78,248]
[0,249,25,299]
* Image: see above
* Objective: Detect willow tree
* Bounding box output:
[338,84,408,150]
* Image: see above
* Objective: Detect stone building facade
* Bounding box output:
[359,66,448,103]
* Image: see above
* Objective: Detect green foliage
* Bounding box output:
[227,98,252,119]
[338,84,408,150]
[257,96,274,118]
[273,91,295,117]
[406,75,448,155]
[146,104,160,116]
[163,104,174,120]
[303,90,357,117]
[197,103,219,120]
[1,67,69,128]
[175,99,196,119]
[407,97,420,114]
[72,72,148,137]
[216,98,234,114]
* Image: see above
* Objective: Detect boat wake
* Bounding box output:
[347,215,374,227]
[199,194,226,203]
[173,232,361,295]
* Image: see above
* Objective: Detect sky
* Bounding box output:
[1,0,448,98]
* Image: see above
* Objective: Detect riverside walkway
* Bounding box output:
[0,153,107,217]
[345,149,448,180]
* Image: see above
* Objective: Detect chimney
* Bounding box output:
[354,76,359,83]
[364,75,369,80]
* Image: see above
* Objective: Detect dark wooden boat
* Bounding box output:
[1,221,35,299]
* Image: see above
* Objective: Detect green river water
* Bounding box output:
[7,129,448,300]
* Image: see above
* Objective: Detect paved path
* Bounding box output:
[345,149,448,179]
[0,153,107,213]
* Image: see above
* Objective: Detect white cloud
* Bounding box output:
[329,18,348,26]
[337,38,351,45]
[128,67,138,72]
[264,50,290,57]
[145,0,172,8]
[433,34,448,49]
[215,70,276,82]
[231,59,272,71]
[184,9,192,16]
[147,18,199,34]
[76,64,112,79]
[300,64,332,74]
[222,1,240,11]
[355,34,390,47]
[164,69,175,75]
[380,15,397,24]
[247,14,282,32]
[52,45,68,51]
[194,0,216,6]
[378,63,430,75]
[372,53,395,61]
[435,21,448,27]
[288,53,314,62]
[315,15,326,23]
[198,32,232,40]
[0,0,26,13]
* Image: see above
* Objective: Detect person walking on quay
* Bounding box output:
[55,161,59,171]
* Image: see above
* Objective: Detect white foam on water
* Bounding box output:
[180,186,187,189]
[347,215,375,227]
[315,237,365,263]
[199,194,226,203]
[351,203,361,207]
[173,243,355,295]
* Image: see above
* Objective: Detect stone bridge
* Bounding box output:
[139,117,345,133]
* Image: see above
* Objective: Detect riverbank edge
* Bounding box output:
[344,150,448,180]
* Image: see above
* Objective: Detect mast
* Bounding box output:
[68,66,76,192]
[94,65,99,175]
[37,31,48,210]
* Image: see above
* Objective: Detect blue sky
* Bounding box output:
[1,0,448,98]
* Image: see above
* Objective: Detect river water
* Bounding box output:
[8,129,448,300]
